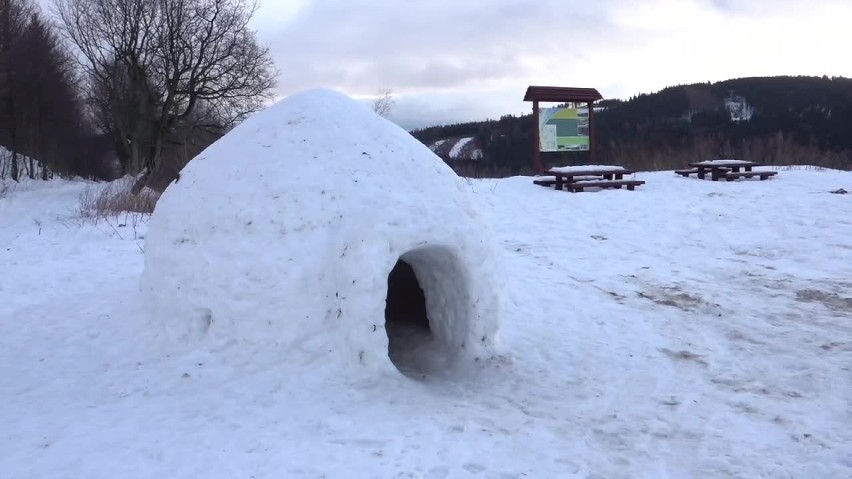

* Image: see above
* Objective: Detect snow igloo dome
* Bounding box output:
[140,88,503,378]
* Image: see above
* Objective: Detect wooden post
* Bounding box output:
[532,100,543,174]
[588,101,596,164]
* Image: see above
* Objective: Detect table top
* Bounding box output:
[547,169,634,178]
[550,164,627,174]
[690,159,757,167]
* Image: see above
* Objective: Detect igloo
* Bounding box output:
[140,89,503,378]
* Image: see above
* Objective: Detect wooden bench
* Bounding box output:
[534,176,603,187]
[725,171,777,181]
[533,178,557,187]
[566,180,645,192]
[675,168,699,177]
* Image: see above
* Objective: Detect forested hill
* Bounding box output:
[411,76,852,176]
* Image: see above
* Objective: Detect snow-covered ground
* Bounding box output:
[2,167,851,478]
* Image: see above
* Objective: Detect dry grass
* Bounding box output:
[452,163,523,179]
[773,164,829,171]
[77,176,160,220]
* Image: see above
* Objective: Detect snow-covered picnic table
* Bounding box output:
[534,165,645,192]
[676,160,778,181]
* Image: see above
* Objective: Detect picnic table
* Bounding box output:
[533,165,645,192]
[675,160,778,181]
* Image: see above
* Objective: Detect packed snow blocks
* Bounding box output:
[141,89,503,378]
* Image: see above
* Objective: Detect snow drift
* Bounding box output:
[140,88,502,377]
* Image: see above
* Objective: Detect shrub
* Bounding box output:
[77,176,161,219]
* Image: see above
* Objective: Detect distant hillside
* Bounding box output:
[426,136,484,162]
[411,76,852,175]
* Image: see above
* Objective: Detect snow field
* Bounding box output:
[1,166,851,478]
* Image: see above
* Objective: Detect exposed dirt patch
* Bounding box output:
[732,246,785,260]
[728,330,766,345]
[731,402,759,415]
[758,278,793,291]
[795,289,852,313]
[607,290,628,303]
[711,377,804,399]
[660,348,708,367]
[637,286,716,312]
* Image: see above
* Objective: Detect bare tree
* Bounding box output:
[54,0,276,190]
[372,89,395,118]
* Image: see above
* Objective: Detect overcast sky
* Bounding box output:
[246,0,852,129]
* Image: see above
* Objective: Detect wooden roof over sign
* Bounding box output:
[523,86,603,102]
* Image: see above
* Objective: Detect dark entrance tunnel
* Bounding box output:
[382,246,476,378]
[385,259,432,376]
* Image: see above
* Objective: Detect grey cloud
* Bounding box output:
[255,0,847,128]
[386,90,526,131]
[702,0,830,15]
[262,0,626,95]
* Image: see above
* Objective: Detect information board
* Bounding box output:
[539,105,590,152]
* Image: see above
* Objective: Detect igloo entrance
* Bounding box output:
[384,246,470,378]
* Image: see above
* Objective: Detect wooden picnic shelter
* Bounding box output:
[523,85,603,174]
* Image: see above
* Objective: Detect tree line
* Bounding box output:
[411,76,852,176]
[0,0,275,190]
[1,0,88,180]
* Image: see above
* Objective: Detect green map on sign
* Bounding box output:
[539,106,590,152]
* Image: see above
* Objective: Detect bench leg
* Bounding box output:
[627,184,635,191]
[555,175,563,190]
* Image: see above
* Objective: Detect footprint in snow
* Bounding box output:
[425,466,450,479]
[462,463,487,474]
